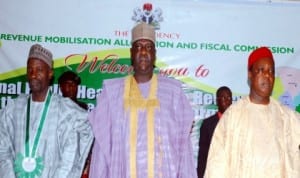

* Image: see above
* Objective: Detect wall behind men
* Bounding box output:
[1,0,300,164]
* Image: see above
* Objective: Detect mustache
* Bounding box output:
[137,53,151,60]
[29,79,41,85]
[29,78,40,83]
[260,80,273,89]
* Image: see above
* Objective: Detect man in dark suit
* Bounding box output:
[197,86,232,177]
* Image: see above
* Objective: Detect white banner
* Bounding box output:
[1,0,300,164]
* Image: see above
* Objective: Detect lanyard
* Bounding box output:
[25,91,52,158]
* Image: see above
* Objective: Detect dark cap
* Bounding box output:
[58,71,81,85]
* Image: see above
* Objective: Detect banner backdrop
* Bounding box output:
[1,0,300,164]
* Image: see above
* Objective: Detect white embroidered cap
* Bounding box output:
[131,22,155,44]
[28,44,53,68]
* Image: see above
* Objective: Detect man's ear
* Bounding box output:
[247,70,252,87]
[130,48,134,65]
[48,69,54,80]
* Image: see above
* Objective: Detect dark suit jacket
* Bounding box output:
[197,113,220,178]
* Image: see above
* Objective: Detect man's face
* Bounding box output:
[59,80,78,99]
[248,57,275,102]
[27,58,53,94]
[217,89,232,113]
[130,39,156,76]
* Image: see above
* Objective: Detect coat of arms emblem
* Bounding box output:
[132,3,163,30]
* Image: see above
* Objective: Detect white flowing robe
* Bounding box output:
[0,92,94,178]
[205,97,300,178]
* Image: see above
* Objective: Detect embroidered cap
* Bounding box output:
[28,44,53,68]
[248,47,274,70]
[131,22,155,44]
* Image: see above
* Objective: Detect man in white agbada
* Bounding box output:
[204,47,300,178]
[0,44,94,178]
